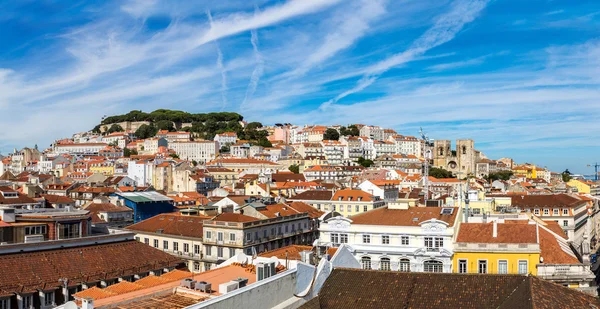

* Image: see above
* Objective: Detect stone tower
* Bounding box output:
[456,139,475,175]
[433,140,451,168]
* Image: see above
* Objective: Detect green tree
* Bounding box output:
[135,124,158,139]
[357,157,374,168]
[192,160,198,167]
[485,170,514,182]
[169,153,180,159]
[123,148,138,157]
[562,169,572,182]
[220,145,230,153]
[255,138,272,148]
[107,124,124,134]
[155,120,175,132]
[324,128,340,141]
[289,164,300,174]
[429,167,454,178]
[341,125,360,136]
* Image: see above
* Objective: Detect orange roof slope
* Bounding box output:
[350,207,458,227]
[259,245,313,260]
[456,222,537,244]
[127,214,210,238]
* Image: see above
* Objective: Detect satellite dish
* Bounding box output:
[236,254,247,264]
[64,302,78,309]
[270,256,280,267]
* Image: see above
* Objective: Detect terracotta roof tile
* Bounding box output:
[349,206,458,227]
[456,222,537,244]
[127,214,210,238]
[258,245,313,260]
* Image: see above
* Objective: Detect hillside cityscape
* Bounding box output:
[2,0,600,308]
[0,109,599,308]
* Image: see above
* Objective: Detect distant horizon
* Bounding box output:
[1,0,598,174]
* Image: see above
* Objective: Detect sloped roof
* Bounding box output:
[0,240,182,295]
[300,268,600,309]
[288,190,333,201]
[127,213,209,238]
[456,222,537,244]
[350,206,458,227]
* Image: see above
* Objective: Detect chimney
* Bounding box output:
[82,298,94,309]
[492,220,498,238]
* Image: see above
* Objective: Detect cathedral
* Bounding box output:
[432,139,481,176]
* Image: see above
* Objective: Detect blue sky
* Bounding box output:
[0,0,599,173]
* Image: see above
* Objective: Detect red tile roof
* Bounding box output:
[0,240,182,295]
[127,214,210,238]
[258,245,313,260]
[332,189,375,202]
[456,222,537,244]
[349,206,458,227]
[211,212,257,223]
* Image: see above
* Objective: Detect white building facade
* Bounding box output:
[318,201,459,273]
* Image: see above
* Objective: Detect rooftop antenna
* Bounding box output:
[419,127,432,205]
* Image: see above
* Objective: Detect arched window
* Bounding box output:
[361,256,372,270]
[380,258,390,271]
[462,145,467,155]
[423,260,443,273]
[399,259,411,272]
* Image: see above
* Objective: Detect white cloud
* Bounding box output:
[320,0,489,108]
[241,29,265,110]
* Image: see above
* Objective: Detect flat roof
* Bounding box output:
[117,191,173,203]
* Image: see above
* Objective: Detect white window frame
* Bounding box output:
[331,233,339,244]
[340,234,348,244]
[458,259,468,274]
[553,209,559,215]
[498,260,508,274]
[478,260,488,274]
[184,243,190,253]
[399,259,410,272]
[543,209,549,215]
[0,298,9,309]
[518,260,528,274]
[230,233,236,241]
[363,234,371,244]
[563,209,569,215]
[382,235,390,245]
[401,236,409,246]
[534,209,540,215]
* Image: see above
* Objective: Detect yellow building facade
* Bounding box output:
[89,164,115,176]
[567,179,592,194]
[453,221,540,276]
[453,252,539,275]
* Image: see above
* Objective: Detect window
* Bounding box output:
[332,205,336,211]
[230,233,236,241]
[153,239,158,248]
[218,232,223,241]
[206,246,212,256]
[534,209,540,215]
[543,209,549,215]
[355,205,359,212]
[478,260,488,274]
[331,233,339,243]
[25,225,46,235]
[424,260,443,273]
[363,235,371,244]
[399,259,410,272]
[217,247,224,258]
[173,242,179,251]
[206,231,212,239]
[205,263,211,271]
[380,258,391,271]
[340,234,348,244]
[0,299,9,309]
[435,237,444,248]
[246,233,251,241]
[563,220,569,227]
[194,245,201,255]
[347,205,351,212]
[498,260,508,274]
[361,257,372,270]
[382,235,390,245]
[163,240,169,250]
[401,236,409,246]
[144,238,149,245]
[135,236,140,242]
[22,295,32,309]
[425,237,433,248]
[44,292,55,306]
[563,209,569,215]
[458,259,467,273]
[363,205,368,212]
[263,230,267,238]
[553,209,559,215]
[193,262,200,272]
[518,260,528,274]
[184,243,189,253]
[229,248,235,257]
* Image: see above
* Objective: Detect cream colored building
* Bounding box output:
[170,140,218,164]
